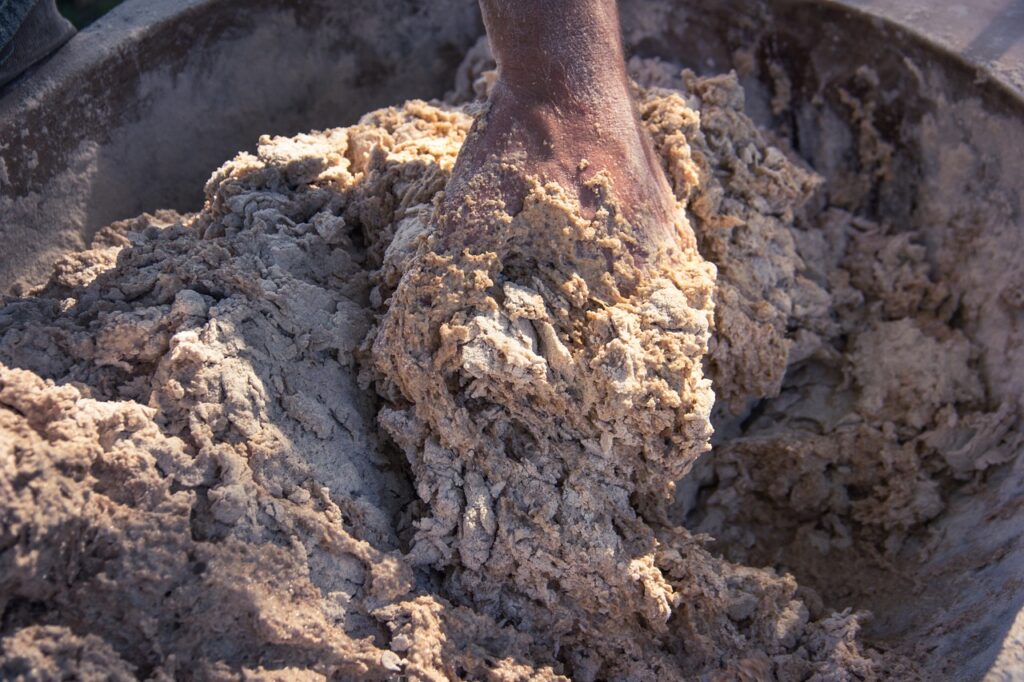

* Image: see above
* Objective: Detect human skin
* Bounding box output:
[439,0,683,257]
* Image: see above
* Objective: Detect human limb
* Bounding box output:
[439,0,683,256]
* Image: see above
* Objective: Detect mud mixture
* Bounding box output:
[0,48,1020,680]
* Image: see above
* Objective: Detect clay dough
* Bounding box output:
[1,54,1014,681]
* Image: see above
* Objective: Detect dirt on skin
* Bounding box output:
[0,49,1016,680]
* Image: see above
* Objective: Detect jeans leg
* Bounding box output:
[0,0,75,90]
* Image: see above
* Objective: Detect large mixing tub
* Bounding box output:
[1,1,1022,679]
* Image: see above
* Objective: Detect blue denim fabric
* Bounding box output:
[0,0,37,59]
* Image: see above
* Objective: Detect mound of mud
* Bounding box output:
[1,54,1019,680]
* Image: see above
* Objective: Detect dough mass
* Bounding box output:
[1,56,1013,680]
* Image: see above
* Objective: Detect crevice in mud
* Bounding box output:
[736,397,770,433]
[0,599,47,633]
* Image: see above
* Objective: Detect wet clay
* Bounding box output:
[0,53,1016,680]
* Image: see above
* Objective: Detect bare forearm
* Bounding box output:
[479,0,630,106]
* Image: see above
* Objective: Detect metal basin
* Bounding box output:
[1,1,1022,679]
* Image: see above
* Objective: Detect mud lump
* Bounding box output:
[3,57,1007,680]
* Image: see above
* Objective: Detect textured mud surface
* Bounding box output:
[0,55,1020,680]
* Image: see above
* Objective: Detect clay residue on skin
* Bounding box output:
[371,63,885,678]
[375,159,723,670]
[0,55,1013,680]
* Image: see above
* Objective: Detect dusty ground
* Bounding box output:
[0,49,1021,680]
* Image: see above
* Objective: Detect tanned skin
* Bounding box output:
[439,0,682,257]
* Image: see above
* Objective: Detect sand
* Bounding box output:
[0,48,1019,680]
